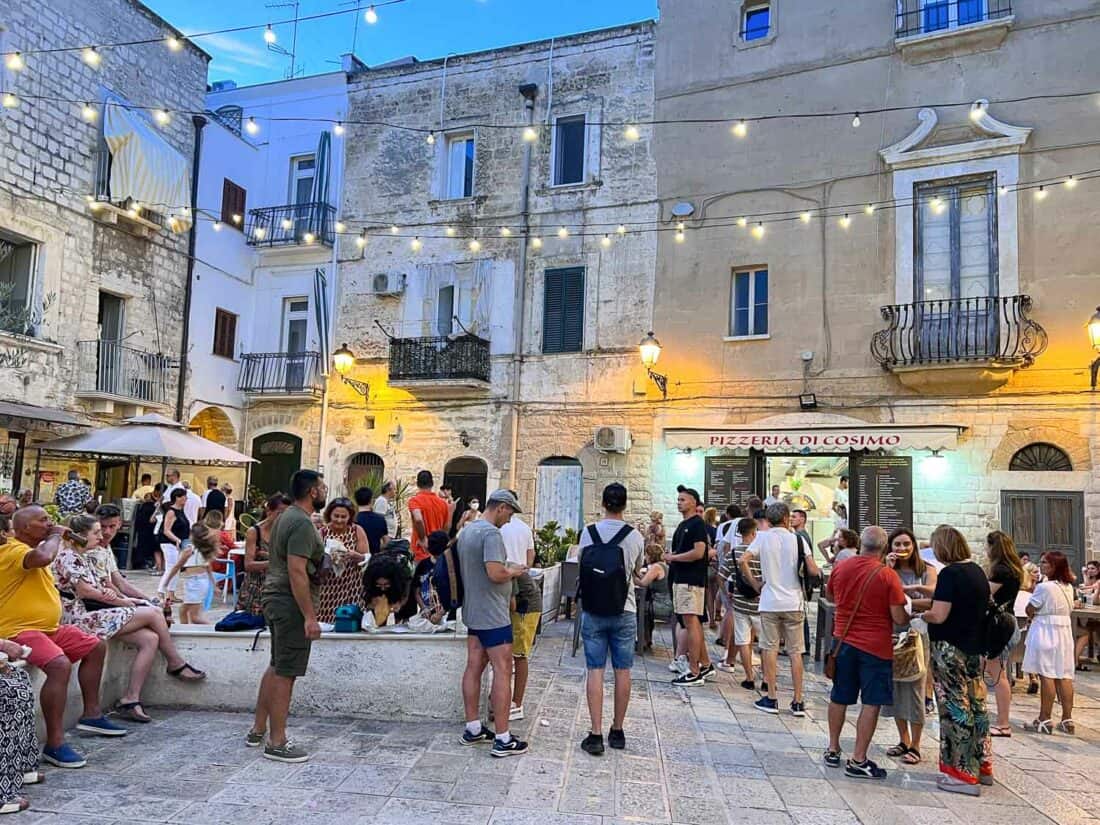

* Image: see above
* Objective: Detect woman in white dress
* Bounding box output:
[1022,550,1077,734]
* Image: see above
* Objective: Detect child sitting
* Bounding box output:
[414,530,449,624]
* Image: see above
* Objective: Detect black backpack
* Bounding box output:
[431,546,464,613]
[578,524,633,617]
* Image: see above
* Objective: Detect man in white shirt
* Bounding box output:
[763,485,782,507]
[500,514,535,568]
[161,468,182,501]
[180,482,202,525]
[740,502,820,717]
[373,481,397,537]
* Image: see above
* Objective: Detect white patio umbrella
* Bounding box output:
[36,413,254,464]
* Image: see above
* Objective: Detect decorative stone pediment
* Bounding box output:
[879,99,1032,169]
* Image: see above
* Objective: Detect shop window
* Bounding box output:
[0,230,40,337]
[542,267,585,354]
[213,309,237,359]
[729,267,768,338]
[553,115,586,186]
[444,133,475,199]
[742,4,771,40]
[220,179,246,230]
[1009,443,1072,472]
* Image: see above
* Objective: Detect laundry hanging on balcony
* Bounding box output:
[102,93,191,230]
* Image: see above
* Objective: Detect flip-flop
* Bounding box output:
[115,700,152,723]
[886,742,909,758]
[167,662,206,681]
[901,748,921,764]
[990,726,1012,737]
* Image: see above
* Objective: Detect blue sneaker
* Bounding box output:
[42,743,87,769]
[460,725,495,745]
[76,715,127,737]
[754,696,779,714]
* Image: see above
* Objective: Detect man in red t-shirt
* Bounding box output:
[408,470,454,563]
[823,526,909,780]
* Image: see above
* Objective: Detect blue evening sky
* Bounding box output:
[142,0,659,87]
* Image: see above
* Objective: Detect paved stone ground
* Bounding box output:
[17,616,1100,825]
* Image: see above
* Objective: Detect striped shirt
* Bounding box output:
[729,544,762,616]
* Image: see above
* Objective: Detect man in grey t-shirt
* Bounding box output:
[456,490,530,757]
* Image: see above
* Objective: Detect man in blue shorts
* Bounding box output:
[457,489,530,757]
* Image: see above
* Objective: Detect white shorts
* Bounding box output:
[181,574,210,605]
[733,611,762,647]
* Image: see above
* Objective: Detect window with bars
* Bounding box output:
[729,268,768,338]
[542,267,585,354]
[221,179,247,230]
[213,308,237,359]
[1009,443,1072,472]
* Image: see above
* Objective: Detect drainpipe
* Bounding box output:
[175,114,207,423]
[507,84,538,488]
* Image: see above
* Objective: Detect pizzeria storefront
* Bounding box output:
[663,424,964,546]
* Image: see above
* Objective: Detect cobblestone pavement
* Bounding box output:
[18,617,1100,825]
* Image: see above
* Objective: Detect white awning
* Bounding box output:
[103,96,191,229]
[665,425,963,453]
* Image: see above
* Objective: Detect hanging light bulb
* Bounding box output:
[531,236,543,249]
[1034,185,1047,201]
[600,234,611,248]
[245,116,259,135]
[263,24,277,45]
[213,221,223,232]
[751,222,765,239]
[303,231,316,245]
[5,52,25,72]
[675,229,686,244]
[839,214,852,229]
[676,221,685,231]
[998,185,1008,196]
[82,47,102,68]
[333,121,345,136]
[969,101,986,122]
[557,226,569,239]
[445,226,456,237]
[154,108,171,126]
[389,224,399,234]
[231,213,242,225]
[616,224,627,235]
[623,124,640,142]
[2,92,18,109]
[335,221,346,233]
[468,238,481,252]
[365,5,379,24]
[1065,176,1078,189]
[851,112,861,128]
[800,211,812,223]
[500,227,512,237]
[166,35,183,52]
[253,226,267,240]
[426,131,435,145]
[410,236,422,251]
[929,195,944,214]
[736,217,747,228]
[281,217,293,230]
[356,230,368,248]
[732,120,748,138]
[522,125,538,142]
[82,102,98,122]
[864,203,875,215]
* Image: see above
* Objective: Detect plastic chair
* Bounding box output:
[212,559,236,603]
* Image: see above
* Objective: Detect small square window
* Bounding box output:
[729,268,768,337]
[445,134,475,199]
[743,5,771,41]
[553,115,586,186]
[213,309,237,359]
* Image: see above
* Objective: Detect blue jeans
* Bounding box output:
[581,611,636,670]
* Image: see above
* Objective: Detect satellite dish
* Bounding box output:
[671,202,695,218]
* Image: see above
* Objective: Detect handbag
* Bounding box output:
[892,628,926,682]
[824,563,884,681]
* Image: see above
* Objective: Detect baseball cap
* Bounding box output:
[486,489,522,513]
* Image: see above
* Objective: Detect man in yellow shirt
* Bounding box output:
[0,506,125,769]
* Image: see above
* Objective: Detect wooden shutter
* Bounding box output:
[1001,490,1084,572]
[213,309,237,358]
[542,267,584,354]
[221,179,247,229]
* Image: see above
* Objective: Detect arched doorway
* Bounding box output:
[189,406,237,447]
[251,432,302,497]
[346,452,384,496]
[535,456,583,533]
[443,457,488,511]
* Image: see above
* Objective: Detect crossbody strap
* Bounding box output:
[838,564,885,643]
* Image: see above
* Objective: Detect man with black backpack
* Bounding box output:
[577,483,645,756]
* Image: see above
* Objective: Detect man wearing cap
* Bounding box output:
[457,489,530,758]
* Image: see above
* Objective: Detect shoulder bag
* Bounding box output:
[824,563,884,681]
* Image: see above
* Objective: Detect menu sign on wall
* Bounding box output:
[704,455,755,509]
[854,455,913,533]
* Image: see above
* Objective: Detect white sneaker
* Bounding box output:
[668,655,689,674]
[509,705,525,721]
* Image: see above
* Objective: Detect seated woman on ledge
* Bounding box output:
[236,494,289,616]
[52,515,205,723]
[361,551,412,628]
[0,637,40,814]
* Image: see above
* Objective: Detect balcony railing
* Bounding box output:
[389,335,491,383]
[245,203,336,248]
[92,148,166,228]
[76,340,172,405]
[896,0,1012,38]
[238,351,324,395]
[871,295,1046,370]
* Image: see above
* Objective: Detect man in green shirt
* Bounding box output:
[249,469,327,763]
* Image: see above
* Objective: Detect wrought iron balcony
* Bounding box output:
[389,335,491,383]
[245,203,336,248]
[238,351,324,396]
[871,295,1046,370]
[895,0,1012,38]
[76,340,172,406]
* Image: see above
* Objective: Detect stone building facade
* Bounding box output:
[646,0,1100,565]
[318,23,659,530]
[0,0,207,499]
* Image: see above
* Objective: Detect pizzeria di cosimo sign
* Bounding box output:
[665,426,962,453]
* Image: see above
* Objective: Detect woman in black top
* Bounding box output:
[157,488,191,598]
[910,525,992,796]
[984,530,1025,736]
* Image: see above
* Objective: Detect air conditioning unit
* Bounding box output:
[594,425,631,453]
[370,272,406,296]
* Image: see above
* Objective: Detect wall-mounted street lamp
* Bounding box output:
[333,342,369,399]
[1088,307,1100,390]
[639,331,668,399]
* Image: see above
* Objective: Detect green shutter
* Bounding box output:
[543,267,584,354]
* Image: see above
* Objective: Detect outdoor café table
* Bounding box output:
[1072,605,1100,658]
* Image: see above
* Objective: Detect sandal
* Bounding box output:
[1022,718,1053,734]
[886,742,910,758]
[989,726,1013,737]
[115,700,152,723]
[167,662,206,681]
[1059,719,1076,735]
[0,799,29,815]
[901,748,921,764]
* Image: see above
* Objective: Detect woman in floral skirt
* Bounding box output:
[236,494,289,616]
[316,497,369,622]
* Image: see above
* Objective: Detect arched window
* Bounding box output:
[443,457,488,508]
[346,452,385,495]
[1009,443,1072,472]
